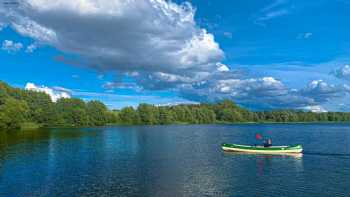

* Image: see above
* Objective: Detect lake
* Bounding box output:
[1,124,350,197]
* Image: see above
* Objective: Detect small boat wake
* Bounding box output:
[303,152,350,158]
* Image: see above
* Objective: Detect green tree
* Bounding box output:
[137,104,158,125]
[0,98,29,130]
[54,98,89,126]
[119,107,140,124]
[86,100,109,126]
[158,107,174,124]
[22,91,54,124]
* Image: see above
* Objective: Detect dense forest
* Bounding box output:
[0,81,117,130]
[1,81,350,130]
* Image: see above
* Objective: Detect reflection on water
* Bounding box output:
[0,124,350,196]
[224,152,304,175]
[223,151,304,158]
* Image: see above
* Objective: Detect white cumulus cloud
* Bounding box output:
[304,32,313,39]
[0,0,223,77]
[25,43,38,53]
[303,105,327,113]
[179,77,350,110]
[216,63,230,72]
[298,32,313,39]
[300,80,346,103]
[0,22,5,31]
[1,40,23,53]
[333,65,350,80]
[25,82,71,102]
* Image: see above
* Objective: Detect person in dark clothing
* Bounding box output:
[264,138,272,147]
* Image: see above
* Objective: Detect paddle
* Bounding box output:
[254,133,263,147]
[255,133,263,140]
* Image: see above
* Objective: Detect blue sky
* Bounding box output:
[1,0,350,111]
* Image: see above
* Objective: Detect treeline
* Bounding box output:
[114,101,350,125]
[0,81,117,130]
[2,81,350,130]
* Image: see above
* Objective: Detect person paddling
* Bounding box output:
[264,138,272,147]
[255,133,272,147]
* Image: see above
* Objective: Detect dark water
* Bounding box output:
[1,124,350,197]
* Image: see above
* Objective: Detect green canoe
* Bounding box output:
[222,143,303,154]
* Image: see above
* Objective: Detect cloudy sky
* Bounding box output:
[1,0,350,111]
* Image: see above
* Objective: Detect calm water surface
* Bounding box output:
[1,124,350,197]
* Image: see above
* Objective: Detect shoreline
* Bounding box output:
[17,121,350,130]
